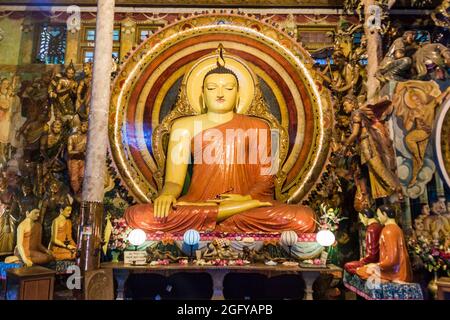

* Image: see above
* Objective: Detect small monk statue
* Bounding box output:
[125,52,316,234]
[344,208,383,274]
[49,205,77,260]
[356,205,412,283]
[6,209,54,267]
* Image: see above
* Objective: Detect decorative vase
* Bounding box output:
[111,250,121,263]
[427,271,438,300]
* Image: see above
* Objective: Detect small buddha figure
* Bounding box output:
[6,209,53,267]
[125,52,316,234]
[356,205,412,283]
[344,208,383,274]
[49,205,77,260]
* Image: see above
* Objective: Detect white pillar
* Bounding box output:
[78,0,115,273]
[82,0,115,201]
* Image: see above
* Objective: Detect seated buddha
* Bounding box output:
[125,50,316,235]
[49,205,77,260]
[5,209,54,267]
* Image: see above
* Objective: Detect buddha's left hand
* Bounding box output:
[212,193,252,203]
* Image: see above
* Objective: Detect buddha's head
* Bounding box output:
[202,65,239,114]
[27,208,40,222]
[358,208,375,227]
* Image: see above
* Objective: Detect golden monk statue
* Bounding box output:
[5,209,54,267]
[49,205,77,260]
[356,205,412,283]
[125,46,316,234]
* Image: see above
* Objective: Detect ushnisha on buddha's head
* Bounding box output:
[202,54,240,114]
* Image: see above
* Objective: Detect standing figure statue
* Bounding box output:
[342,97,403,200]
[53,62,78,121]
[376,31,417,82]
[0,77,19,165]
[0,175,15,253]
[76,63,93,122]
[10,181,39,225]
[67,120,88,196]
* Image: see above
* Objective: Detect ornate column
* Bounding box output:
[78,0,115,272]
[363,0,382,101]
[120,17,136,61]
[65,29,81,65]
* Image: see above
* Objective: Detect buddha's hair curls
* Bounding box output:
[203,65,239,88]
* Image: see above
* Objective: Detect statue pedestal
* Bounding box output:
[343,270,424,300]
[101,262,342,300]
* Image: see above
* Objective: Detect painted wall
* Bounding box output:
[0,17,23,66]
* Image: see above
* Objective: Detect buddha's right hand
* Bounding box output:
[154,194,177,221]
[24,259,33,267]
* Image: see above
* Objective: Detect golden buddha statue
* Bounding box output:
[49,205,77,260]
[125,46,316,235]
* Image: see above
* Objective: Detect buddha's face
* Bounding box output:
[203,73,238,114]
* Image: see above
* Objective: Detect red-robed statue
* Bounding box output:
[344,208,383,274]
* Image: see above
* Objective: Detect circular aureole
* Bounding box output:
[184,53,256,114]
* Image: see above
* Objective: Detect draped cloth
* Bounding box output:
[344,222,383,274]
[356,224,412,283]
[125,114,316,234]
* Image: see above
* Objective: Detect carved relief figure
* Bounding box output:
[342,97,403,200]
[393,81,450,186]
[53,62,78,121]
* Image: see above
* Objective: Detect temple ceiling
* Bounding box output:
[0,0,341,6]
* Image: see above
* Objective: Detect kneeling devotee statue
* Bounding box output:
[356,205,412,283]
[344,208,383,274]
[6,209,53,267]
[49,205,77,260]
[125,49,316,234]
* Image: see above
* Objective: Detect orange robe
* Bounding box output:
[14,222,53,265]
[49,218,76,260]
[125,114,316,234]
[356,223,412,283]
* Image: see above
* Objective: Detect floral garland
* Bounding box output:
[408,236,450,275]
[318,203,347,232]
[109,218,133,251]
